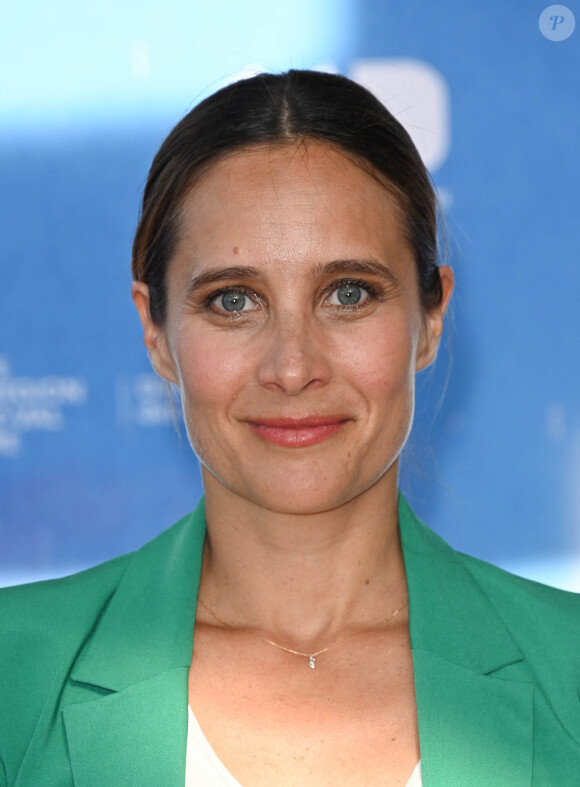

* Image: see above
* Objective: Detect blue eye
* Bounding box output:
[222,291,246,311]
[211,289,260,313]
[326,282,368,306]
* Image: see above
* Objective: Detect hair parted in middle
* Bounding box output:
[132,69,443,326]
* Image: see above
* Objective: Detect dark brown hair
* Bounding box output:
[132,69,443,325]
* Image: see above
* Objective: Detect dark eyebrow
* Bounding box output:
[309,258,400,285]
[187,266,262,297]
[186,258,399,297]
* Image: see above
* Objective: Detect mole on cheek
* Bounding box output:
[233,246,239,255]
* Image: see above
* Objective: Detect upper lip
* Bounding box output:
[246,416,350,428]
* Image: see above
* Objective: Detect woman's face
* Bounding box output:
[133,142,452,515]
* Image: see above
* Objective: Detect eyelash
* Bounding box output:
[203,278,384,316]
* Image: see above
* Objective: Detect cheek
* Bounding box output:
[337,317,417,401]
[173,329,250,412]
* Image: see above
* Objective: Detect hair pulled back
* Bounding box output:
[132,69,443,325]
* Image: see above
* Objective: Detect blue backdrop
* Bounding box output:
[1,0,579,589]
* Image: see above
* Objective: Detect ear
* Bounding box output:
[131,281,179,384]
[415,265,454,372]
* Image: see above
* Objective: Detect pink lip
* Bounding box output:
[246,416,349,447]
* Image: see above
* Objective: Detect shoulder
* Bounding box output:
[0,553,131,777]
[400,494,580,679]
[0,504,203,690]
[458,550,580,673]
[0,507,204,780]
[0,504,202,655]
[459,549,580,627]
[399,493,580,642]
[0,554,131,720]
[0,551,131,648]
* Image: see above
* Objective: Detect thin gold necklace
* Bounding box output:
[196,595,408,669]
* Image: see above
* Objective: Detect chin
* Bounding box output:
[244,488,355,517]
[212,457,392,517]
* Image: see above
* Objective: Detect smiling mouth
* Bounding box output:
[245,416,350,448]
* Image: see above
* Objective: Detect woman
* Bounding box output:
[1,70,579,786]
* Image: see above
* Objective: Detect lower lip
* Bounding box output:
[248,421,346,447]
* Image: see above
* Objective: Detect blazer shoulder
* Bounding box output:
[0,506,203,679]
[0,507,204,781]
[459,549,580,614]
[458,550,580,672]
[0,550,132,641]
[0,553,132,751]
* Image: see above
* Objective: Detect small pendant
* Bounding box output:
[309,655,316,669]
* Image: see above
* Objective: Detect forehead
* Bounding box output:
[174,141,410,268]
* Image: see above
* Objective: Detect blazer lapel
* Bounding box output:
[412,651,533,786]
[63,668,188,785]
[399,495,534,786]
[62,500,207,786]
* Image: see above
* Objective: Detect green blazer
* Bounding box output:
[1,496,579,785]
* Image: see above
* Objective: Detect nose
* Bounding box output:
[255,311,332,395]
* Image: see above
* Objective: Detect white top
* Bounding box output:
[186,706,422,786]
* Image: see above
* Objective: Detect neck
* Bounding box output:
[198,469,406,648]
